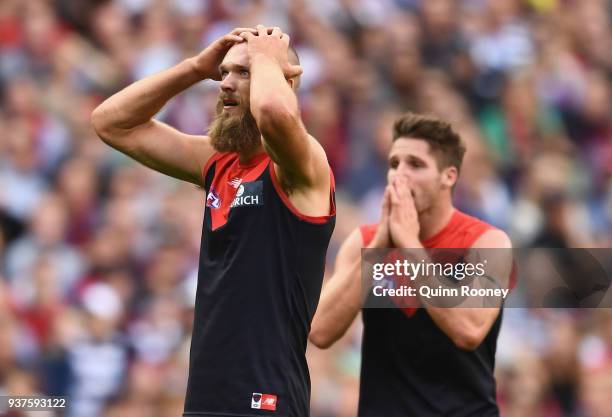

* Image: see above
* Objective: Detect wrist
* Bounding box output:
[187,56,212,80]
[367,239,393,249]
[395,237,422,249]
[249,52,281,68]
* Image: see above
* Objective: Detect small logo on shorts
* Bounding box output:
[206,188,221,209]
[251,393,277,411]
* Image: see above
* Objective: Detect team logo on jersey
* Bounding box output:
[251,393,277,411]
[228,177,242,188]
[206,188,221,209]
[231,181,263,208]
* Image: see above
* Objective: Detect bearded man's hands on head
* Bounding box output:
[193,27,257,80]
[239,25,303,80]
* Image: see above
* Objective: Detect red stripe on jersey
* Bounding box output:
[201,152,224,186]
[206,152,270,231]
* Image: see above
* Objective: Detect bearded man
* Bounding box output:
[92,25,335,417]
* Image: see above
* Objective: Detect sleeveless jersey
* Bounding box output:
[183,152,335,417]
[358,209,502,417]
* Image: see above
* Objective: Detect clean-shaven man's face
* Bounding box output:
[387,137,457,213]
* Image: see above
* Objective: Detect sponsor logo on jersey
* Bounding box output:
[231,181,263,208]
[251,393,277,411]
[206,188,221,209]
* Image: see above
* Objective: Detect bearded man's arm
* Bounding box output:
[90,29,256,185]
[245,26,331,214]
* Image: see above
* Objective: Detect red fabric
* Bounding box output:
[0,16,21,47]
[20,304,63,348]
[360,209,495,249]
[203,152,336,229]
[360,209,497,317]
[204,152,270,230]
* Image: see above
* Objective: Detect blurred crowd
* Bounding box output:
[1,0,612,416]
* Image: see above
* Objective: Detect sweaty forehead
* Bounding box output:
[222,43,250,67]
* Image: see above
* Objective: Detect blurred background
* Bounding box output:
[1,0,612,416]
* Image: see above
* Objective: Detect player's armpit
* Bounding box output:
[268,137,332,218]
[94,119,215,186]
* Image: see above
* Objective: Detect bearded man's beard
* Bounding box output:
[208,98,261,154]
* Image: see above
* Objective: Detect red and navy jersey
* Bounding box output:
[358,210,502,417]
[183,152,335,417]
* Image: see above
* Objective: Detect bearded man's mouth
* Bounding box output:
[222,98,239,109]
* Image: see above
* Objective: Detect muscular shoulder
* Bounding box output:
[449,211,512,249]
[471,228,512,249]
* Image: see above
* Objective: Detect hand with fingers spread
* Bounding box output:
[388,176,421,248]
[240,25,303,79]
[369,187,393,248]
[193,27,258,80]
